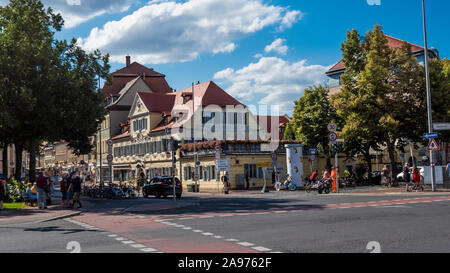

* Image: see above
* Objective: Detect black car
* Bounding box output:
[143,176,182,198]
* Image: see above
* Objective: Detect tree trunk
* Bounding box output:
[363,152,373,178]
[2,144,8,178]
[29,148,36,182]
[386,139,398,186]
[14,142,23,181]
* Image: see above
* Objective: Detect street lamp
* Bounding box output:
[421,0,436,191]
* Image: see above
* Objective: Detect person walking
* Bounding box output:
[221,172,230,194]
[0,174,7,210]
[245,172,250,190]
[36,172,48,209]
[68,170,82,209]
[382,165,391,187]
[66,172,73,208]
[403,163,411,183]
[446,161,450,179]
[60,173,68,206]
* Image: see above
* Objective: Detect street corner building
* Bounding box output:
[97,56,302,192]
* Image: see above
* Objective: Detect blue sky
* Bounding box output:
[2,0,448,115]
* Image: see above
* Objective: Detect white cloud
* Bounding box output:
[79,0,303,64]
[264,38,288,55]
[213,57,330,114]
[0,0,134,28]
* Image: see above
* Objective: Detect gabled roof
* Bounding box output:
[102,61,172,97]
[328,34,425,74]
[137,92,177,113]
[176,81,245,107]
[112,62,166,77]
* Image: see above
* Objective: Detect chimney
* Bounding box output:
[126,56,131,67]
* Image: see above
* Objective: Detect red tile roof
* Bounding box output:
[138,92,177,113]
[256,115,291,134]
[102,61,172,97]
[328,34,424,73]
[111,131,130,141]
[112,62,165,77]
[176,81,245,107]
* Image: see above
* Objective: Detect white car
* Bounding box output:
[396,167,424,182]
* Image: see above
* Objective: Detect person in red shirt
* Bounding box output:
[36,172,48,209]
[310,170,318,182]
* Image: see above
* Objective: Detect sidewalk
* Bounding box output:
[0,198,94,227]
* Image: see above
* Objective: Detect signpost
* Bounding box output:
[427,139,439,151]
[423,132,438,139]
[328,132,338,142]
[433,123,450,131]
[257,162,272,193]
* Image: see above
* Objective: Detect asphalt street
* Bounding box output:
[1,191,449,253]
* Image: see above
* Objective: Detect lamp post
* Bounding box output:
[422,0,436,191]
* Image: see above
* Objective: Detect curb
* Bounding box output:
[37,209,85,223]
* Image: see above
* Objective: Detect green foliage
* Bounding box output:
[290,85,338,161]
[6,178,27,203]
[331,24,441,175]
[0,0,110,178]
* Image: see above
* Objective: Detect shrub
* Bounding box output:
[6,178,27,203]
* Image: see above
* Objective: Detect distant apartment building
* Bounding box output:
[96,56,173,182]
[109,80,297,191]
[326,34,439,95]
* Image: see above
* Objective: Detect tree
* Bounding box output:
[0,0,110,180]
[289,85,338,169]
[332,25,434,181]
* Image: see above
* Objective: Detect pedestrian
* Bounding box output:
[221,172,230,194]
[330,167,337,193]
[245,172,250,190]
[66,172,73,208]
[403,163,410,183]
[36,172,48,209]
[60,173,68,206]
[0,174,7,210]
[44,170,52,206]
[382,165,391,187]
[138,170,145,197]
[446,161,450,179]
[68,170,82,209]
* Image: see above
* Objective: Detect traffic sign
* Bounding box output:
[215,146,221,151]
[423,132,438,139]
[256,162,272,168]
[328,132,338,142]
[328,122,337,132]
[433,123,450,131]
[427,139,439,151]
[271,153,277,161]
[309,148,318,155]
[107,140,113,146]
[217,159,230,171]
[215,151,221,160]
[309,154,316,162]
[106,154,113,162]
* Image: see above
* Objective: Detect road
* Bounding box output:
[1,191,449,253]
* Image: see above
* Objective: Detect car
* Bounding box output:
[396,167,424,182]
[143,176,182,199]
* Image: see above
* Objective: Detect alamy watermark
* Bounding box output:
[170,104,281,152]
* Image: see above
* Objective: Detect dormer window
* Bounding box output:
[133,118,148,132]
